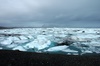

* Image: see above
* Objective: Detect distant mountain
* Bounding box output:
[0,26,14,29]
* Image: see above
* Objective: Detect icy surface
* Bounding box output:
[24,35,51,50]
[13,46,27,51]
[0,28,100,55]
[45,45,68,52]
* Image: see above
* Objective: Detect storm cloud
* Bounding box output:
[0,0,100,27]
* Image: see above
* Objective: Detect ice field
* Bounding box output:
[0,28,100,55]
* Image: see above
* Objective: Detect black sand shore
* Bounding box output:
[0,50,100,66]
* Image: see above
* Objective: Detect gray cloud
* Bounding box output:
[0,0,100,27]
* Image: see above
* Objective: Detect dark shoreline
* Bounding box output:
[0,50,100,66]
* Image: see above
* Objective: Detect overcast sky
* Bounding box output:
[0,0,100,27]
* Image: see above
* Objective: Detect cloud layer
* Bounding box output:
[0,0,100,27]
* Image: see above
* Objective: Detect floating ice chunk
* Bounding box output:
[70,36,78,41]
[0,37,13,45]
[52,37,63,43]
[45,45,68,52]
[0,47,3,49]
[36,35,47,40]
[19,36,27,40]
[81,50,93,55]
[24,35,51,50]
[12,37,20,41]
[27,35,33,39]
[14,40,29,44]
[84,29,96,33]
[7,44,18,48]
[62,49,78,53]
[76,34,99,39]
[62,49,78,55]
[52,36,68,44]
[54,34,67,38]
[13,46,26,51]
[70,35,92,42]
